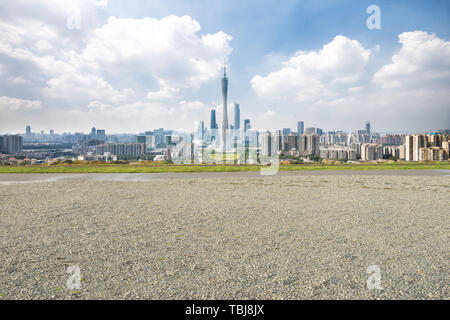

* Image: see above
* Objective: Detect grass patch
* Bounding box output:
[0,161,448,173]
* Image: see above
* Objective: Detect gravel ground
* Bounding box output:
[0,174,448,300]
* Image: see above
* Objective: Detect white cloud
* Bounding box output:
[250,32,450,132]
[179,100,205,111]
[43,72,127,102]
[251,35,372,102]
[373,31,450,90]
[95,0,108,8]
[82,15,232,88]
[8,76,31,84]
[62,99,209,132]
[147,87,179,100]
[35,40,53,51]
[0,8,232,123]
[0,96,42,110]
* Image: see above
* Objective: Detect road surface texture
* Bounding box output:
[0,172,448,299]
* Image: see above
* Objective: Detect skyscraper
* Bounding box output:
[244,119,251,132]
[297,121,304,135]
[25,125,32,142]
[366,121,371,134]
[90,127,96,140]
[97,129,106,142]
[0,135,23,153]
[413,134,425,161]
[299,134,319,155]
[221,63,228,154]
[282,128,291,136]
[234,103,240,131]
[194,120,205,140]
[261,131,272,157]
[210,109,218,129]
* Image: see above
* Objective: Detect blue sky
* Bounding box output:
[0,0,449,133]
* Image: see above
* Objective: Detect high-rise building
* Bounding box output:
[297,121,304,135]
[361,143,382,161]
[96,129,106,142]
[90,127,96,140]
[0,135,23,154]
[25,125,32,142]
[286,133,298,150]
[282,128,291,136]
[261,131,272,157]
[221,63,228,153]
[136,135,155,152]
[299,134,319,155]
[244,119,251,132]
[413,134,425,161]
[96,143,146,157]
[194,120,205,140]
[210,109,218,129]
[366,121,371,134]
[272,130,282,152]
[405,135,414,161]
[234,103,240,131]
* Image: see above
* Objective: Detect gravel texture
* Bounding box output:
[0,174,449,300]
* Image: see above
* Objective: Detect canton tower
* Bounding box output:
[221,62,228,155]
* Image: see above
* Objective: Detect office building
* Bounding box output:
[96,129,106,142]
[221,63,228,153]
[297,121,304,135]
[210,109,218,129]
[136,135,155,152]
[299,134,319,155]
[261,131,272,157]
[234,103,240,131]
[286,133,298,151]
[90,127,96,140]
[413,134,425,161]
[0,135,23,153]
[95,143,146,157]
[366,121,371,134]
[194,120,205,140]
[361,143,383,161]
[244,119,251,132]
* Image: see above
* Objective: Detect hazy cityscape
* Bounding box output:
[2,65,449,164]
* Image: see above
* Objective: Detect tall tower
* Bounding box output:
[221,62,228,154]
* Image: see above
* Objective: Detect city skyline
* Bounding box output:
[0,0,449,133]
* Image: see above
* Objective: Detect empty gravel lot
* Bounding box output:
[0,173,449,299]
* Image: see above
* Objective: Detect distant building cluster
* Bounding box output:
[320,147,357,161]
[95,143,146,158]
[0,135,23,154]
[401,134,449,161]
[361,144,383,161]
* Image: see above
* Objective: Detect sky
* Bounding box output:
[0,0,449,134]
